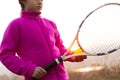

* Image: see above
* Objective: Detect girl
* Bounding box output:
[0,0,87,80]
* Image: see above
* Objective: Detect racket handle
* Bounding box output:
[43,57,63,71]
[32,57,63,80]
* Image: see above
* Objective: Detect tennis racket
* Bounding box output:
[43,3,120,71]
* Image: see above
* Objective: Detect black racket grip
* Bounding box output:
[43,57,63,71]
[32,57,63,80]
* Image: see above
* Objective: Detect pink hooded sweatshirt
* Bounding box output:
[0,11,69,80]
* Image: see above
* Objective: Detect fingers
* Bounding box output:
[80,55,87,60]
[32,67,47,80]
[75,55,86,62]
[70,55,87,62]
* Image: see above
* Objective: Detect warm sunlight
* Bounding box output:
[73,66,104,72]
[0,0,120,80]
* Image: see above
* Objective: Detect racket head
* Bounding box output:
[77,3,120,56]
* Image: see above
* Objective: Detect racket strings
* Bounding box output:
[80,40,120,55]
[77,3,120,56]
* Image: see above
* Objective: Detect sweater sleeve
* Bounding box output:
[0,20,36,78]
[50,21,67,55]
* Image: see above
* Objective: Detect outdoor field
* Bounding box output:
[0,51,120,80]
[65,51,120,80]
[68,65,120,80]
[0,65,120,80]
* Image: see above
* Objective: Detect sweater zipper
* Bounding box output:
[35,17,54,65]
[36,17,59,80]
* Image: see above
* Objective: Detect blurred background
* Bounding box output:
[0,0,120,80]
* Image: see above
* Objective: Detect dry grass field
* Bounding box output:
[0,74,24,80]
[0,65,120,80]
[0,51,120,80]
[68,65,120,80]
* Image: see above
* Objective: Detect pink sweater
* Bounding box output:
[0,11,69,80]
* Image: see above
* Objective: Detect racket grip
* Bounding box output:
[43,57,63,71]
[32,57,63,80]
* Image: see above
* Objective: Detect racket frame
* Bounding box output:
[43,3,120,71]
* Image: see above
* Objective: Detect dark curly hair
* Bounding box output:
[19,0,25,10]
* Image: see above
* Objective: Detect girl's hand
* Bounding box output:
[70,55,87,62]
[32,67,47,80]
[66,51,87,62]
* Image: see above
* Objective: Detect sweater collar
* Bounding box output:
[21,10,41,19]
